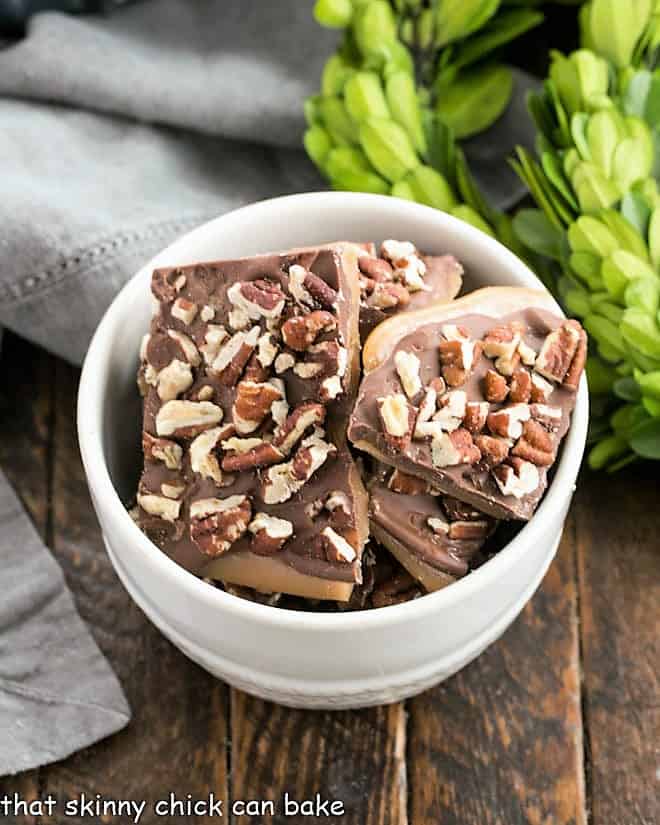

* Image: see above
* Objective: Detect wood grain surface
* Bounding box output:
[0,332,657,825]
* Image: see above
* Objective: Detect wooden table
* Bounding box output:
[0,329,657,825]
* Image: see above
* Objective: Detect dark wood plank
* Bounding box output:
[407,518,586,825]
[0,332,54,822]
[575,466,660,825]
[230,689,407,825]
[39,359,230,824]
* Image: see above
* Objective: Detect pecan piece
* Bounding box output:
[530,403,562,431]
[248,513,294,555]
[448,520,492,540]
[262,436,335,504]
[563,321,587,390]
[227,279,286,320]
[156,359,194,402]
[171,297,198,325]
[509,369,532,403]
[152,268,186,303]
[212,326,260,386]
[190,426,228,484]
[377,394,416,451]
[474,434,509,468]
[190,495,252,557]
[394,350,422,399]
[438,335,479,387]
[358,255,394,283]
[273,402,326,455]
[366,281,410,310]
[320,526,356,563]
[232,380,283,435]
[381,239,427,292]
[483,368,509,403]
[281,310,336,351]
[137,492,181,523]
[463,401,489,434]
[482,322,523,371]
[155,400,223,438]
[431,428,481,467]
[530,372,553,403]
[512,420,554,466]
[487,403,530,440]
[143,432,183,470]
[492,458,539,499]
[303,270,339,309]
[535,321,583,385]
[221,441,283,473]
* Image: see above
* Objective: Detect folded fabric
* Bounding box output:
[0,472,131,776]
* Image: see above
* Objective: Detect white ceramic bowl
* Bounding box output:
[78,192,588,709]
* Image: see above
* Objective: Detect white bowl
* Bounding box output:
[78,192,588,709]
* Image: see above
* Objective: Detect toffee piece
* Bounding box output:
[136,244,369,601]
[348,288,587,521]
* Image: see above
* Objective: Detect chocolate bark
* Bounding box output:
[349,288,587,521]
[136,245,369,601]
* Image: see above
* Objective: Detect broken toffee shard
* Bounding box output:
[369,465,496,592]
[136,244,369,602]
[348,287,587,521]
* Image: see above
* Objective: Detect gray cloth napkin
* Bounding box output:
[0,0,537,774]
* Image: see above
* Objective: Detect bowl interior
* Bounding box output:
[84,192,585,621]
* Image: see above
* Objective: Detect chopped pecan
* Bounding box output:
[195,385,215,402]
[324,490,352,527]
[248,513,294,555]
[321,526,356,563]
[274,352,295,374]
[512,419,554,466]
[484,369,509,403]
[262,436,335,504]
[200,324,229,365]
[563,321,587,390]
[232,380,283,435]
[358,255,394,283]
[200,305,215,322]
[167,330,201,366]
[221,441,283,472]
[381,239,427,292]
[474,434,509,468]
[429,376,447,396]
[388,468,431,495]
[431,428,481,467]
[287,264,314,306]
[394,350,422,399]
[377,394,416,451]
[487,403,531,440]
[530,403,562,431]
[273,402,326,455]
[442,497,485,522]
[143,432,183,470]
[156,359,193,402]
[366,281,410,310]
[212,326,260,386]
[509,369,532,404]
[281,311,337,351]
[530,372,553,403]
[303,270,339,309]
[190,426,227,484]
[190,495,252,557]
[161,482,185,500]
[243,353,270,383]
[518,339,537,367]
[227,279,286,320]
[155,400,223,438]
[256,331,278,368]
[137,492,181,522]
[427,515,449,536]
[415,386,438,431]
[483,321,524,376]
[535,321,582,385]
[463,401,489,434]
[431,390,467,432]
[171,297,198,325]
[492,458,539,499]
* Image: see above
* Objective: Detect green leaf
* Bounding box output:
[353,1,397,59]
[385,71,427,154]
[598,210,650,260]
[344,72,390,122]
[359,117,420,182]
[304,126,333,170]
[435,64,513,139]
[630,417,660,458]
[586,0,652,69]
[620,189,652,238]
[636,369,660,400]
[319,96,357,146]
[613,376,642,401]
[584,313,627,354]
[321,54,354,96]
[450,204,496,237]
[621,307,660,357]
[512,209,564,260]
[623,69,652,118]
[586,356,618,394]
[397,165,457,211]
[648,207,660,268]
[541,151,579,212]
[588,434,630,469]
[314,0,353,29]
[448,8,544,73]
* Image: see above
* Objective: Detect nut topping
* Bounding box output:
[156,359,193,402]
[171,298,198,326]
[483,321,524,376]
[487,403,530,440]
[474,434,509,467]
[358,255,393,283]
[200,305,215,322]
[303,270,339,309]
[221,441,283,473]
[377,394,416,450]
[161,483,185,500]
[200,325,229,365]
[281,311,337,352]
[143,432,183,470]
[156,400,224,438]
[431,428,481,467]
[137,492,181,523]
[427,515,449,536]
[381,239,427,292]
[273,402,326,455]
[512,420,554,466]
[227,279,286,320]
[189,426,226,484]
[530,372,553,403]
[167,330,201,366]
[439,336,480,387]
[248,513,294,555]
[212,326,260,386]
[152,268,186,303]
[484,369,509,403]
[448,520,492,540]
[366,281,410,310]
[394,350,422,399]
[530,403,562,430]
[232,380,284,435]
[463,401,489,434]
[535,321,583,386]
[190,495,252,557]
[508,369,532,404]
[288,264,315,306]
[257,332,278,368]
[321,527,356,563]
[492,458,539,499]
[262,435,335,504]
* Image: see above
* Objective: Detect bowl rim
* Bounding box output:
[78,191,588,632]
